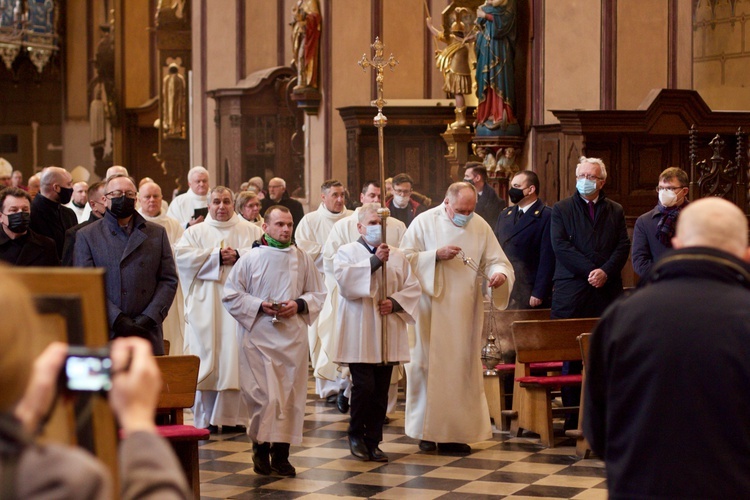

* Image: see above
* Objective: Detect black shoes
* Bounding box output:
[252,442,272,475]
[383,416,391,425]
[419,440,437,452]
[325,394,338,404]
[270,443,296,477]
[336,390,350,413]
[348,435,370,461]
[437,442,472,454]
[220,425,246,434]
[368,445,389,462]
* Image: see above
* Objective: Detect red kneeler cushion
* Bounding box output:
[119,425,210,441]
[516,374,582,387]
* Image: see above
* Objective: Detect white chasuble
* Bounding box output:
[167,189,207,227]
[333,241,421,364]
[222,245,326,444]
[401,204,514,443]
[174,214,262,391]
[140,210,185,355]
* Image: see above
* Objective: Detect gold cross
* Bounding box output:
[357,37,398,112]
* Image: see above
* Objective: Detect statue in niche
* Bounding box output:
[88,20,117,175]
[473,0,520,136]
[89,79,107,147]
[155,0,186,26]
[496,147,520,177]
[291,0,321,90]
[426,8,472,130]
[162,61,186,139]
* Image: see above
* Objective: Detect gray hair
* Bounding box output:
[210,185,233,199]
[358,203,380,223]
[576,156,608,180]
[445,181,477,203]
[269,177,286,188]
[188,166,209,181]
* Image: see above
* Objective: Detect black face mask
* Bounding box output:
[58,186,73,205]
[108,196,136,219]
[508,187,526,204]
[4,211,30,234]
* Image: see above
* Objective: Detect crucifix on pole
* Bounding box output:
[358,37,398,364]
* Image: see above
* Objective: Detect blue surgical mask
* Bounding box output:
[452,212,473,227]
[576,178,597,197]
[364,224,382,246]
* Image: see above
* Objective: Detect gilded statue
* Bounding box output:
[162,62,186,139]
[426,8,472,130]
[291,0,321,89]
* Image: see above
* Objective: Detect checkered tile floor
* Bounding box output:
[193,378,607,499]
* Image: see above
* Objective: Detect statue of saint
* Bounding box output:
[426,9,472,130]
[162,62,186,139]
[473,0,519,136]
[291,0,321,90]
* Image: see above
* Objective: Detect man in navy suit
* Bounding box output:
[74,174,178,355]
[494,171,554,309]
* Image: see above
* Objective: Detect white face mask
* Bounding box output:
[392,194,409,208]
[364,224,382,246]
[658,188,680,208]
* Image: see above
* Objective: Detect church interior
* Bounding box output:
[4,0,750,497]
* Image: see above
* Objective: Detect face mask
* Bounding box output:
[576,178,597,197]
[452,212,473,227]
[58,186,73,205]
[108,196,136,219]
[364,224,382,246]
[463,178,475,185]
[658,189,680,208]
[508,187,525,204]
[392,194,409,208]
[4,211,30,234]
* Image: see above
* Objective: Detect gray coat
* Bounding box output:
[74,211,178,354]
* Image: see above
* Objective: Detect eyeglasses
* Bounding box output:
[576,174,603,182]
[656,186,685,193]
[105,190,137,199]
[393,189,412,196]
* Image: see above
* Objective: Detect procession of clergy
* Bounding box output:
[146,161,513,477]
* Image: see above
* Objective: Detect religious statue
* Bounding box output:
[496,147,520,176]
[162,62,186,139]
[473,0,520,136]
[89,80,107,147]
[155,0,186,26]
[291,0,321,90]
[477,147,497,174]
[426,8,472,130]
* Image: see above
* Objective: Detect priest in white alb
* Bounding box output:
[294,179,352,401]
[167,166,209,228]
[321,181,406,413]
[138,180,185,355]
[333,204,421,462]
[174,186,262,430]
[222,206,326,477]
[401,182,514,454]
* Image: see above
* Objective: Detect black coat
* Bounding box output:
[550,192,630,318]
[585,247,750,498]
[61,212,100,266]
[261,191,305,231]
[0,229,59,266]
[29,194,78,259]
[493,199,554,308]
[474,185,506,227]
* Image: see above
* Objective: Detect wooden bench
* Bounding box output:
[508,318,598,447]
[565,333,593,458]
[155,355,209,499]
[482,308,552,430]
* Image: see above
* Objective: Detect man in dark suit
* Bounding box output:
[0,187,58,266]
[464,162,505,226]
[74,174,178,355]
[29,166,77,259]
[61,181,107,266]
[261,177,305,231]
[494,171,554,309]
[385,173,426,228]
[551,156,630,428]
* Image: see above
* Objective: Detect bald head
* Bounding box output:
[673,197,750,260]
[40,166,73,201]
[138,181,164,217]
[106,166,129,179]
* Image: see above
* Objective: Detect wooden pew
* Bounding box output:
[155,355,209,499]
[509,318,598,447]
[565,333,593,458]
[482,308,552,430]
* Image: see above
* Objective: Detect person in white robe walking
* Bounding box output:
[401,182,514,454]
[223,206,326,477]
[174,186,262,430]
[333,204,421,462]
[167,166,209,228]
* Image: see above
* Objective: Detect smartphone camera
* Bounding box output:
[62,346,113,392]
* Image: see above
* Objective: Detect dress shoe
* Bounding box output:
[336,390,350,413]
[207,425,219,434]
[368,445,389,462]
[270,443,296,477]
[252,442,272,475]
[383,416,391,425]
[418,440,437,452]
[325,394,338,404]
[220,425,246,433]
[348,435,370,461]
[437,442,472,454]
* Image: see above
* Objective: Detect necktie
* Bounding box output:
[515,208,523,223]
[588,200,595,222]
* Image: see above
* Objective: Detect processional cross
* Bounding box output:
[358,37,398,363]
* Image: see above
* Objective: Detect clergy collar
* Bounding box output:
[205,212,241,228]
[318,203,347,219]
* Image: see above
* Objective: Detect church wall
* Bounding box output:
[383,0,424,99]
[123,0,152,110]
[675,0,692,88]
[543,0,601,123]
[615,0,668,109]
[245,0,280,76]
